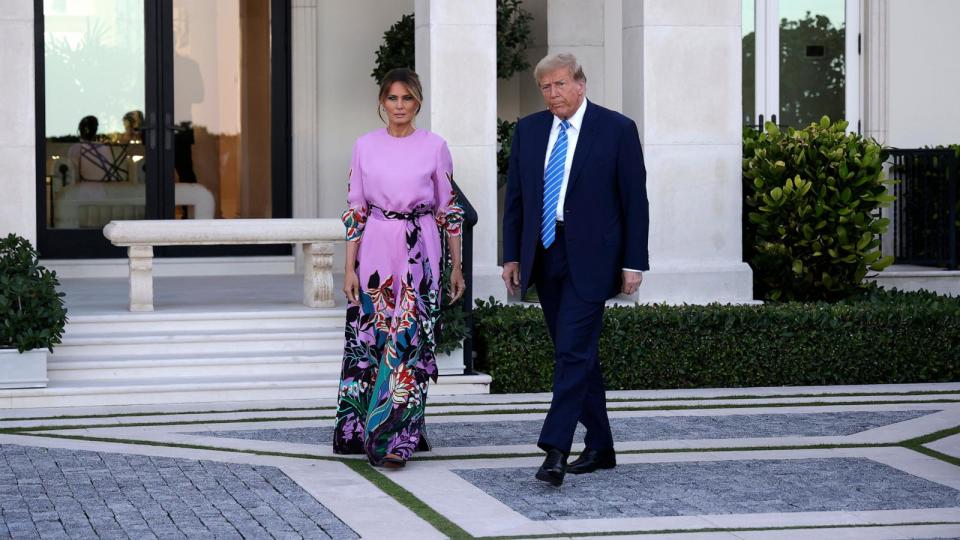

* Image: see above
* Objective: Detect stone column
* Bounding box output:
[622,0,754,304]
[128,246,155,312]
[303,242,335,308]
[415,0,502,300]
[862,1,894,257]
[547,0,622,109]
[862,0,889,145]
[290,0,320,274]
[0,5,37,245]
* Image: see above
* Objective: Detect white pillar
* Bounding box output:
[547,0,622,110]
[291,0,320,223]
[622,0,754,304]
[415,0,502,300]
[0,5,37,245]
[862,0,889,145]
[291,0,320,274]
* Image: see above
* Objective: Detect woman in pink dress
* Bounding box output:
[333,68,465,468]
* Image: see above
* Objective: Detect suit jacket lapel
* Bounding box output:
[565,101,599,197]
[530,112,553,200]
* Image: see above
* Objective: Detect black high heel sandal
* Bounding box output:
[416,432,432,452]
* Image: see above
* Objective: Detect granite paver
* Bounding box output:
[0,444,357,539]
[452,457,960,520]
[196,410,934,447]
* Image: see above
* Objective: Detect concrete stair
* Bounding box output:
[0,308,490,409]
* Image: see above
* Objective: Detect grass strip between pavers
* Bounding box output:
[430,398,960,416]
[0,406,325,423]
[341,459,474,539]
[479,521,960,539]
[0,415,334,433]
[900,425,960,467]
[0,389,956,422]
[4,398,957,433]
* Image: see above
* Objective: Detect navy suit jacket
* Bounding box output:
[502,101,649,303]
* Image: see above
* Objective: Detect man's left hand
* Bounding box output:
[622,270,643,295]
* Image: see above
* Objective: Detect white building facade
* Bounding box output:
[3,0,960,304]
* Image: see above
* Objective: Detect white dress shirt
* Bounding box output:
[544,98,587,222]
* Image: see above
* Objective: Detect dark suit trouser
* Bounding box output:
[534,225,615,455]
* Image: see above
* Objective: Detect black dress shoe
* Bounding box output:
[535,448,567,487]
[567,448,616,474]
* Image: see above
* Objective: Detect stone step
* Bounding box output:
[63,309,345,335]
[47,350,345,381]
[0,373,492,409]
[54,328,344,356]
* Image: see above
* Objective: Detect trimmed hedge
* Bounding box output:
[473,289,960,394]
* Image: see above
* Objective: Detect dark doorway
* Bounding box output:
[35,0,291,259]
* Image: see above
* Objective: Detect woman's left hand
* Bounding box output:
[449,266,466,304]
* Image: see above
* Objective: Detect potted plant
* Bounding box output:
[0,234,68,388]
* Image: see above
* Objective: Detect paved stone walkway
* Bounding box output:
[0,444,356,539]
[195,410,933,447]
[453,457,960,520]
[0,383,958,539]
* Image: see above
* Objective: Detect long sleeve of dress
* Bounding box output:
[432,141,465,237]
[341,141,368,242]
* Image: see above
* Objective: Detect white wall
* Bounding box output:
[497,0,546,123]
[546,0,622,110]
[0,4,36,244]
[622,0,754,303]
[315,1,414,221]
[291,0,413,271]
[886,0,960,147]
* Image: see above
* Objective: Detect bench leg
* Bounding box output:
[128,246,154,312]
[304,242,335,308]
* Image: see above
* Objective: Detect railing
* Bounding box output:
[883,148,959,269]
[445,180,479,375]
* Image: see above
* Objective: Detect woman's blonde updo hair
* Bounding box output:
[378,68,424,123]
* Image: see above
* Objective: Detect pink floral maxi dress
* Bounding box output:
[333,128,464,463]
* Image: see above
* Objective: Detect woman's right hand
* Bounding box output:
[343,270,360,304]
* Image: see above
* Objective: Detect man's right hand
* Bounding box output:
[502,262,520,296]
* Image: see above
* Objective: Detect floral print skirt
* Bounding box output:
[333,207,441,464]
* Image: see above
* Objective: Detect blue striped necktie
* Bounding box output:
[541,119,570,248]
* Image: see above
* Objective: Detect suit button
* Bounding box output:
[564,210,571,215]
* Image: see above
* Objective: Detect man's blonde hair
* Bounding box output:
[533,53,587,84]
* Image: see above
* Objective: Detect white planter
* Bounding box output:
[0,348,49,389]
[436,343,465,376]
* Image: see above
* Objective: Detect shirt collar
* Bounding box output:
[552,98,588,133]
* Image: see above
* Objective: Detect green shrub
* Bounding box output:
[371,14,415,84]
[473,289,960,393]
[371,1,534,84]
[497,118,517,185]
[437,262,468,355]
[0,234,68,353]
[743,117,895,301]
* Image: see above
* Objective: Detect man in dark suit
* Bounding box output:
[502,53,649,487]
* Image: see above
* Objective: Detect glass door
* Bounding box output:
[743,0,860,131]
[36,0,290,259]
[38,0,151,257]
[159,0,289,257]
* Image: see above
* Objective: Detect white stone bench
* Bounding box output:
[103,219,343,312]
